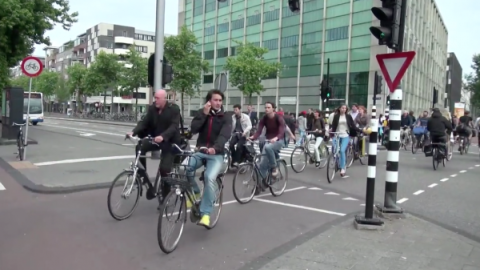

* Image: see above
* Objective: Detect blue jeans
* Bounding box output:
[259,140,284,179]
[332,137,349,170]
[185,152,223,216]
[296,130,306,146]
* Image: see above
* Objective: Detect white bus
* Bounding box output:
[23,92,44,125]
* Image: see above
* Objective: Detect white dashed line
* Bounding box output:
[413,190,424,195]
[469,167,474,170]
[460,170,467,173]
[324,192,339,195]
[475,165,480,167]
[450,174,457,177]
[0,182,5,190]
[308,187,322,190]
[428,183,438,188]
[342,197,358,201]
[397,198,409,204]
[440,178,449,182]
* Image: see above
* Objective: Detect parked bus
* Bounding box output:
[23,92,44,125]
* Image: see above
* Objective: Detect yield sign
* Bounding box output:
[376,51,416,93]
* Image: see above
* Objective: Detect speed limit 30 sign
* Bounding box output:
[21,56,43,77]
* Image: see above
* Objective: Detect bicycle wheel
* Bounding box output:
[412,137,418,154]
[206,177,223,230]
[290,147,307,173]
[346,146,354,168]
[17,137,25,161]
[269,159,288,196]
[326,154,336,183]
[232,164,257,204]
[107,171,141,221]
[317,143,329,169]
[157,190,187,254]
[446,142,453,161]
[432,149,439,171]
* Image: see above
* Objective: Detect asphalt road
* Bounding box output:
[1,119,480,269]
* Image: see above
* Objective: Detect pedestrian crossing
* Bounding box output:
[189,143,322,158]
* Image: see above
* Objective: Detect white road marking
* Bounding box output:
[469,167,474,169]
[413,190,424,195]
[450,174,457,177]
[428,183,438,188]
[360,203,365,206]
[324,192,339,195]
[40,124,126,137]
[308,187,322,190]
[440,178,449,182]
[253,197,346,216]
[459,170,467,173]
[397,198,408,204]
[476,165,480,167]
[0,182,5,190]
[342,197,358,201]
[34,155,134,166]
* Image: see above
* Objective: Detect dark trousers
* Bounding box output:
[135,139,175,196]
[229,134,246,163]
[431,135,447,154]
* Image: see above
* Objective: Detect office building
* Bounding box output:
[445,52,463,113]
[178,0,448,116]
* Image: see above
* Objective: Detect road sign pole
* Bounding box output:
[23,78,33,160]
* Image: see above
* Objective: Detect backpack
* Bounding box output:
[262,114,289,147]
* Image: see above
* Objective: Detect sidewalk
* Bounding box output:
[244,213,480,270]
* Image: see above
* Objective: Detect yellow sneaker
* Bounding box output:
[186,193,201,208]
[198,215,210,227]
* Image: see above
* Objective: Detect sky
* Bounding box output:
[33,0,480,77]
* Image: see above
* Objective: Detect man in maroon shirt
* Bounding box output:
[250,102,286,178]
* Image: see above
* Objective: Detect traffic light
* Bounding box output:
[288,0,300,12]
[374,73,383,95]
[370,0,402,50]
[386,95,391,106]
[433,87,438,104]
[147,53,173,87]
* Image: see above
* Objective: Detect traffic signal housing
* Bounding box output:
[370,0,402,50]
[320,80,332,101]
[386,95,391,106]
[433,87,438,105]
[147,53,173,88]
[288,0,300,12]
[374,73,383,95]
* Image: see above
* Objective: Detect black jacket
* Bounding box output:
[427,111,452,137]
[132,102,180,143]
[191,107,232,154]
[330,113,357,137]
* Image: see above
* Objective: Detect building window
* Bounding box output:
[281,35,299,47]
[135,46,148,53]
[204,50,214,60]
[326,26,349,41]
[122,31,127,37]
[107,30,113,36]
[217,48,228,58]
[133,92,146,99]
[217,22,229,33]
[263,39,278,50]
[205,1,215,13]
[203,74,214,83]
[218,0,229,8]
[264,9,279,22]
[231,18,244,30]
[247,13,261,26]
[230,47,236,56]
[205,26,215,36]
[283,7,298,17]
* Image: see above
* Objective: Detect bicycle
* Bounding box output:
[458,135,469,155]
[432,142,447,170]
[412,133,426,154]
[157,144,224,254]
[232,139,288,204]
[400,127,412,151]
[290,131,328,173]
[346,133,367,167]
[26,62,38,71]
[12,122,27,161]
[326,132,344,183]
[224,131,245,170]
[107,135,177,221]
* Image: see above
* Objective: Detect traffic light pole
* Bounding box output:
[151,0,166,160]
[376,0,407,217]
[326,58,330,109]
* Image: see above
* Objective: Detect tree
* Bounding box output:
[118,45,147,120]
[55,75,71,113]
[36,71,60,112]
[0,0,78,90]
[87,51,123,113]
[164,25,210,118]
[8,75,31,90]
[464,54,480,109]
[66,63,89,112]
[224,40,282,104]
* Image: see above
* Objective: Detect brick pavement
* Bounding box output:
[247,213,480,270]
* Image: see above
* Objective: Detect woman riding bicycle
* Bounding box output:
[329,104,357,177]
[311,109,326,166]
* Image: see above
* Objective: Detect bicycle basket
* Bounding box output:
[423,144,433,157]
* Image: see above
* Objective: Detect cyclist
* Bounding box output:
[230,104,252,167]
[250,101,287,179]
[427,108,452,156]
[329,104,357,177]
[127,89,181,201]
[311,109,326,166]
[186,89,232,227]
[296,111,307,146]
[457,111,473,148]
[413,110,429,147]
[400,110,413,143]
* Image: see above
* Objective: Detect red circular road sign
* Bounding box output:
[21,56,43,77]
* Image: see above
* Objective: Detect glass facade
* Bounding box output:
[180,0,448,115]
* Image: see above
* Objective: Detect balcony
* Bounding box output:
[114,36,134,45]
[114,48,129,55]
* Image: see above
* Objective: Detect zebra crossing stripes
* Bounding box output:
[189,144,306,158]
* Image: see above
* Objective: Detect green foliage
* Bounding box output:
[8,75,30,90]
[118,45,148,94]
[36,70,60,98]
[464,54,480,109]
[66,63,88,95]
[55,75,70,103]
[0,0,78,90]
[86,51,123,95]
[164,25,209,117]
[224,41,282,104]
